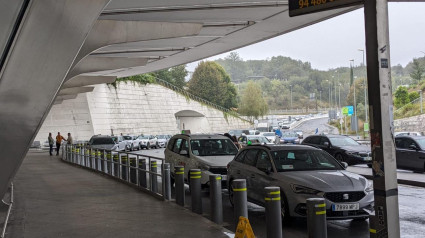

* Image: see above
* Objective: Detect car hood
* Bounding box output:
[196,155,235,167]
[337,145,371,153]
[276,170,367,192]
[157,139,167,142]
[90,144,116,150]
[140,139,149,142]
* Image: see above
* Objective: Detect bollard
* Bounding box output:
[265,187,282,238]
[96,150,101,171]
[190,169,202,214]
[106,152,112,175]
[209,174,223,224]
[163,163,171,200]
[139,159,147,188]
[150,161,158,193]
[175,166,185,206]
[306,198,327,238]
[233,179,248,225]
[90,149,95,169]
[369,215,377,238]
[129,157,137,184]
[112,154,119,177]
[121,155,128,180]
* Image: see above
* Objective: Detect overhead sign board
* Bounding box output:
[347,106,354,116]
[289,0,363,17]
[342,107,348,115]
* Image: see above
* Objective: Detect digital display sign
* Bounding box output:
[289,0,363,17]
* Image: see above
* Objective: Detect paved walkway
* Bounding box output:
[6,151,232,238]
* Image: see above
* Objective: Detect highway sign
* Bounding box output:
[347,106,354,116]
[289,0,363,17]
[342,107,348,115]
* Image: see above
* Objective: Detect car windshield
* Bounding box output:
[190,139,238,156]
[415,138,425,149]
[263,133,275,136]
[282,132,298,138]
[271,149,342,172]
[329,137,360,146]
[229,130,243,136]
[247,136,269,143]
[123,136,132,140]
[91,138,114,145]
[138,135,149,139]
[157,135,167,139]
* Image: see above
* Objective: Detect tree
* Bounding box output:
[408,91,420,102]
[239,81,268,120]
[394,86,409,108]
[188,61,237,108]
[346,78,366,107]
[410,58,424,82]
[169,65,188,88]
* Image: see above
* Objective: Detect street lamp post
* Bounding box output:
[319,90,322,109]
[359,49,368,129]
[350,59,358,137]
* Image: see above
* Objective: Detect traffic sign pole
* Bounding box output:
[364,0,400,237]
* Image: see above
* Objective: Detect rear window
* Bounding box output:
[91,137,114,145]
[123,136,132,140]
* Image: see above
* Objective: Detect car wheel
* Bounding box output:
[147,143,150,150]
[280,191,291,224]
[130,144,134,151]
[229,180,235,207]
[155,142,159,149]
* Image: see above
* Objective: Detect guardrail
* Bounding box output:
[1,183,13,238]
[61,144,166,200]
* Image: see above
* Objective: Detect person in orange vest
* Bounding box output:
[56,132,66,155]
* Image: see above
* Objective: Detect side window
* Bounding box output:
[406,139,418,149]
[235,150,247,162]
[172,139,182,153]
[242,149,259,166]
[167,138,175,150]
[256,150,272,171]
[309,136,321,145]
[319,137,329,146]
[395,139,402,148]
[180,139,189,152]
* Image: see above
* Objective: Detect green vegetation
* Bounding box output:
[188,61,237,109]
[238,81,268,120]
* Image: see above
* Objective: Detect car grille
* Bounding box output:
[208,167,227,175]
[324,191,366,203]
[327,209,369,217]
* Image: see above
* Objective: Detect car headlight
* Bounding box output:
[365,180,374,193]
[291,184,321,194]
[345,151,359,156]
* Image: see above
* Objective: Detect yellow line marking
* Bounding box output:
[265,197,281,201]
[233,188,247,192]
[316,211,326,215]
[369,229,376,234]
[268,191,280,195]
[216,177,222,180]
[175,172,184,175]
[190,171,201,174]
[190,176,201,179]
[315,204,326,208]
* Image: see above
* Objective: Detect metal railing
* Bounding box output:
[61,144,166,200]
[154,77,251,122]
[1,183,13,238]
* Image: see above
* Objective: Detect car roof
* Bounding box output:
[91,135,112,138]
[175,134,229,140]
[241,144,320,151]
[396,135,425,139]
[305,134,347,138]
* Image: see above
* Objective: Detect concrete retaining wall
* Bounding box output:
[35,82,251,143]
[394,114,425,133]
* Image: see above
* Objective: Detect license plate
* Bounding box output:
[332,203,359,211]
[364,157,372,161]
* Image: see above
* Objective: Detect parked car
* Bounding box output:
[111,135,127,151]
[123,135,141,151]
[261,132,276,143]
[395,131,424,137]
[157,134,172,148]
[164,134,238,187]
[138,135,158,149]
[395,136,425,172]
[302,134,371,165]
[238,135,273,148]
[279,131,300,144]
[88,135,119,151]
[227,144,374,221]
[293,129,304,139]
[279,121,291,129]
[229,129,250,138]
[249,130,260,135]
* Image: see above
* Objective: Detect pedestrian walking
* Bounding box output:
[56,132,65,155]
[67,133,73,145]
[48,133,54,156]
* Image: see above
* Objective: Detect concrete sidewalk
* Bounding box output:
[6,152,232,238]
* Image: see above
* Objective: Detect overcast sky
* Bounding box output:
[187,2,425,72]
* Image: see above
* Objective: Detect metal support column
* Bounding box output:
[265,187,282,238]
[163,163,171,200]
[189,169,202,214]
[209,174,223,224]
[233,179,248,224]
[364,0,400,237]
[175,166,185,206]
[150,161,158,193]
[306,198,327,238]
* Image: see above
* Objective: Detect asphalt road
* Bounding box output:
[133,144,425,238]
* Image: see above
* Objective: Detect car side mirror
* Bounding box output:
[341,162,348,169]
[409,145,419,150]
[180,150,188,156]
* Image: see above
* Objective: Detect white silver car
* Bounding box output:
[227,144,374,221]
[111,135,126,151]
[165,134,238,187]
[138,135,158,149]
[156,134,171,148]
[238,135,274,148]
[261,132,276,143]
[123,135,141,151]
